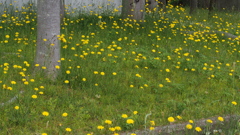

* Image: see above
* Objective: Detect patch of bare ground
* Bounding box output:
[120,115,240,135]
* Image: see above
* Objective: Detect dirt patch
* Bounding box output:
[120,115,240,135]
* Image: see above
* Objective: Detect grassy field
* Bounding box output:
[0,2,239,135]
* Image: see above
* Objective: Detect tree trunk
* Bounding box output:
[158,0,167,12]
[215,0,239,11]
[215,0,230,10]
[35,0,61,80]
[231,0,239,11]
[190,0,198,14]
[236,0,240,11]
[146,0,158,11]
[122,0,145,21]
[198,0,209,8]
[208,0,213,18]
[60,0,65,24]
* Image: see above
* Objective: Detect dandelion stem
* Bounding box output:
[144,111,152,133]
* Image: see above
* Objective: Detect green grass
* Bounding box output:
[0,2,239,135]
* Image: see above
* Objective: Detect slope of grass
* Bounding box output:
[0,2,239,135]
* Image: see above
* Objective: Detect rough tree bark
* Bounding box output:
[35,0,61,80]
[190,0,198,14]
[122,0,145,21]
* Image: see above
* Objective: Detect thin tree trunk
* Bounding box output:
[215,0,221,10]
[60,0,65,24]
[35,0,61,80]
[122,0,145,21]
[236,0,240,11]
[146,0,158,11]
[233,0,239,11]
[158,0,167,12]
[121,0,131,19]
[190,0,198,14]
[208,0,213,18]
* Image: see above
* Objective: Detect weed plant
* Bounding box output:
[0,1,239,135]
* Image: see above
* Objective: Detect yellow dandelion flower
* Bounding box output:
[24,81,29,85]
[133,111,138,115]
[136,73,141,77]
[14,106,19,110]
[105,120,112,125]
[109,127,115,132]
[232,101,237,105]
[64,80,69,83]
[218,117,224,122]
[66,70,70,74]
[189,120,194,123]
[100,72,105,75]
[7,87,13,90]
[42,111,49,116]
[97,125,104,130]
[115,126,121,131]
[184,53,189,56]
[168,117,175,122]
[207,119,213,123]
[62,112,68,117]
[177,115,182,119]
[186,124,192,129]
[159,84,164,87]
[11,81,16,84]
[195,127,202,132]
[5,35,10,38]
[55,65,60,69]
[121,114,128,118]
[65,128,71,132]
[150,126,155,130]
[126,119,134,124]
[150,121,155,126]
[31,95,37,99]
